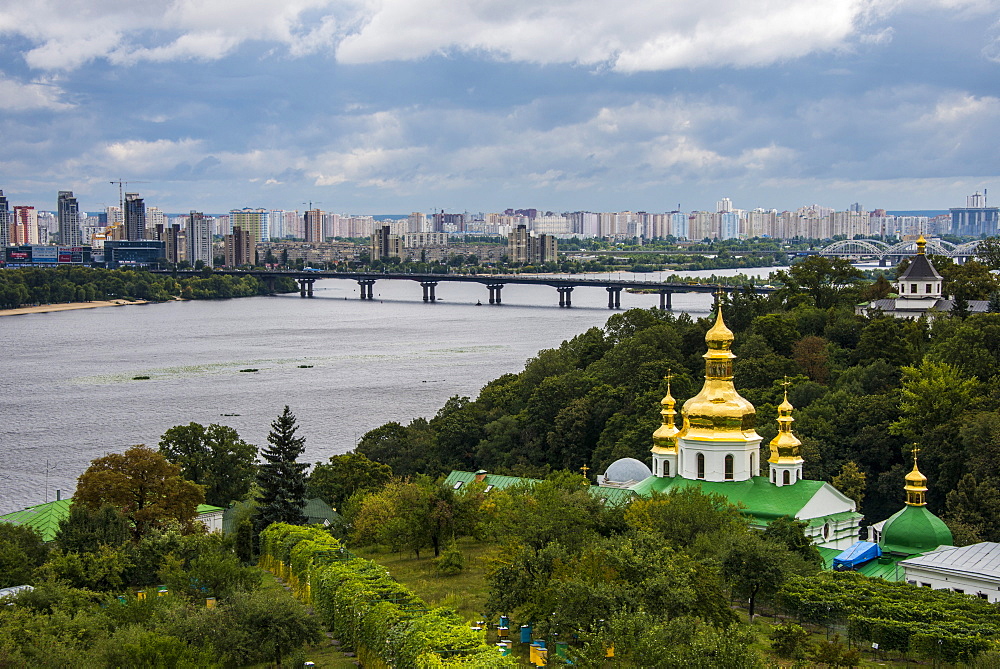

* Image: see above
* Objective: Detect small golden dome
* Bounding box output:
[768,388,802,464]
[652,377,680,453]
[916,235,927,255]
[904,446,928,506]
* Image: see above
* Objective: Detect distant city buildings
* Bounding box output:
[56,191,82,247]
[950,191,998,237]
[124,193,146,241]
[229,207,269,245]
[3,189,1000,265]
[224,226,254,267]
[507,224,558,264]
[187,212,213,268]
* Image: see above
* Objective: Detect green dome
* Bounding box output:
[880,505,953,555]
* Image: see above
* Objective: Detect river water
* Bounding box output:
[0,268,775,513]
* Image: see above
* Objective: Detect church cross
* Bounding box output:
[664,368,674,386]
[580,464,590,478]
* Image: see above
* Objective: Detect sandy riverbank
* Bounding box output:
[0,299,151,317]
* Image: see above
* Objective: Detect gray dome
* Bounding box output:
[602,458,652,484]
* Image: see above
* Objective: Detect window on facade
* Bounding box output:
[783,470,791,485]
[953,588,964,594]
[926,283,932,293]
[452,482,463,489]
[921,582,931,588]
[751,452,756,474]
[911,283,917,293]
[697,453,705,479]
[724,454,733,480]
[978,593,989,600]
[664,461,670,477]
[823,523,830,539]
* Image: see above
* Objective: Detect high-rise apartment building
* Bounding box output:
[229,208,269,245]
[12,206,37,244]
[57,191,82,247]
[0,190,9,247]
[507,224,557,264]
[224,226,254,267]
[124,193,146,241]
[187,211,213,268]
[304,209,323,243]
[370,225,403,261]
[950,192,998,237]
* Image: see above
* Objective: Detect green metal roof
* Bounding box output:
[444,471,636,507]
[629,475,837,522]
[0,499,225,542]
[0,499,72,542]
[444,470,537,490]
[880,505,953,556]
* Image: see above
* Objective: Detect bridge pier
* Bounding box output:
[659,290,672,310]
[298,278,315,298]
[357,279,376,299]
[557,286,574,307]
[606,287,622,309]
[487,283,504,304]
[263,277,276,294]
[421,281,438,303]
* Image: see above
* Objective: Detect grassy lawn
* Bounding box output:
[354,537,500,622]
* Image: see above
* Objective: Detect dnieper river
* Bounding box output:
[0,269,766,513]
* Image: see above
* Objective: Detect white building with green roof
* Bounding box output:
[609,305,862,549]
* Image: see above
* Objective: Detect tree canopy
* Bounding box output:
[159,422,258,507]
[74,445,205,541]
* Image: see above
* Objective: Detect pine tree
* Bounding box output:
[254,406,308,532]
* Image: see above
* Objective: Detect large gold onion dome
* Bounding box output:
[679,305,758,439]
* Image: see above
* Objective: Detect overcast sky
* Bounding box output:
[0,0,997,215]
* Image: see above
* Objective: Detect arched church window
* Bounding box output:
[823,523,831,539]
[696,453,705,479]
[783,470,790,485]
[750,452,756,474]
[724,454,734,480]
[772,469,776,483]
[664,460,670,477]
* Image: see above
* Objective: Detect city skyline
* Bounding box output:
[0,1,997,213]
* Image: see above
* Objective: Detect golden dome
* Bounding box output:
[916,235,927,255]
[768,387,802,464]
[904,446,928,506]
[705,306,735,351]
[678,305,758,441]
[652,375,680,454]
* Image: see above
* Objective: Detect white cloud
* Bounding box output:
[103,138,205,172]
[0,75,71,111]
[5,0,993,72]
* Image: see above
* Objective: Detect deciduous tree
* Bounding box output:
[307,451,391,510]
[74,445,204,541]
[159,422,258,507]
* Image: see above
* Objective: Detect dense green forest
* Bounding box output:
[0,266,298,309]
[357,256,1000,540]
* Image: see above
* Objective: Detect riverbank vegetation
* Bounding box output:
[0,266,297,309]
[354,256,1000,535]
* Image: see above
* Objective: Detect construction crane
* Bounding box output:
[109,179,150,212]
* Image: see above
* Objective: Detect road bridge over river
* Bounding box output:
[156,269,776,309]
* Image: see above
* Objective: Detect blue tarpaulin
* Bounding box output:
[833,541,881,569]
